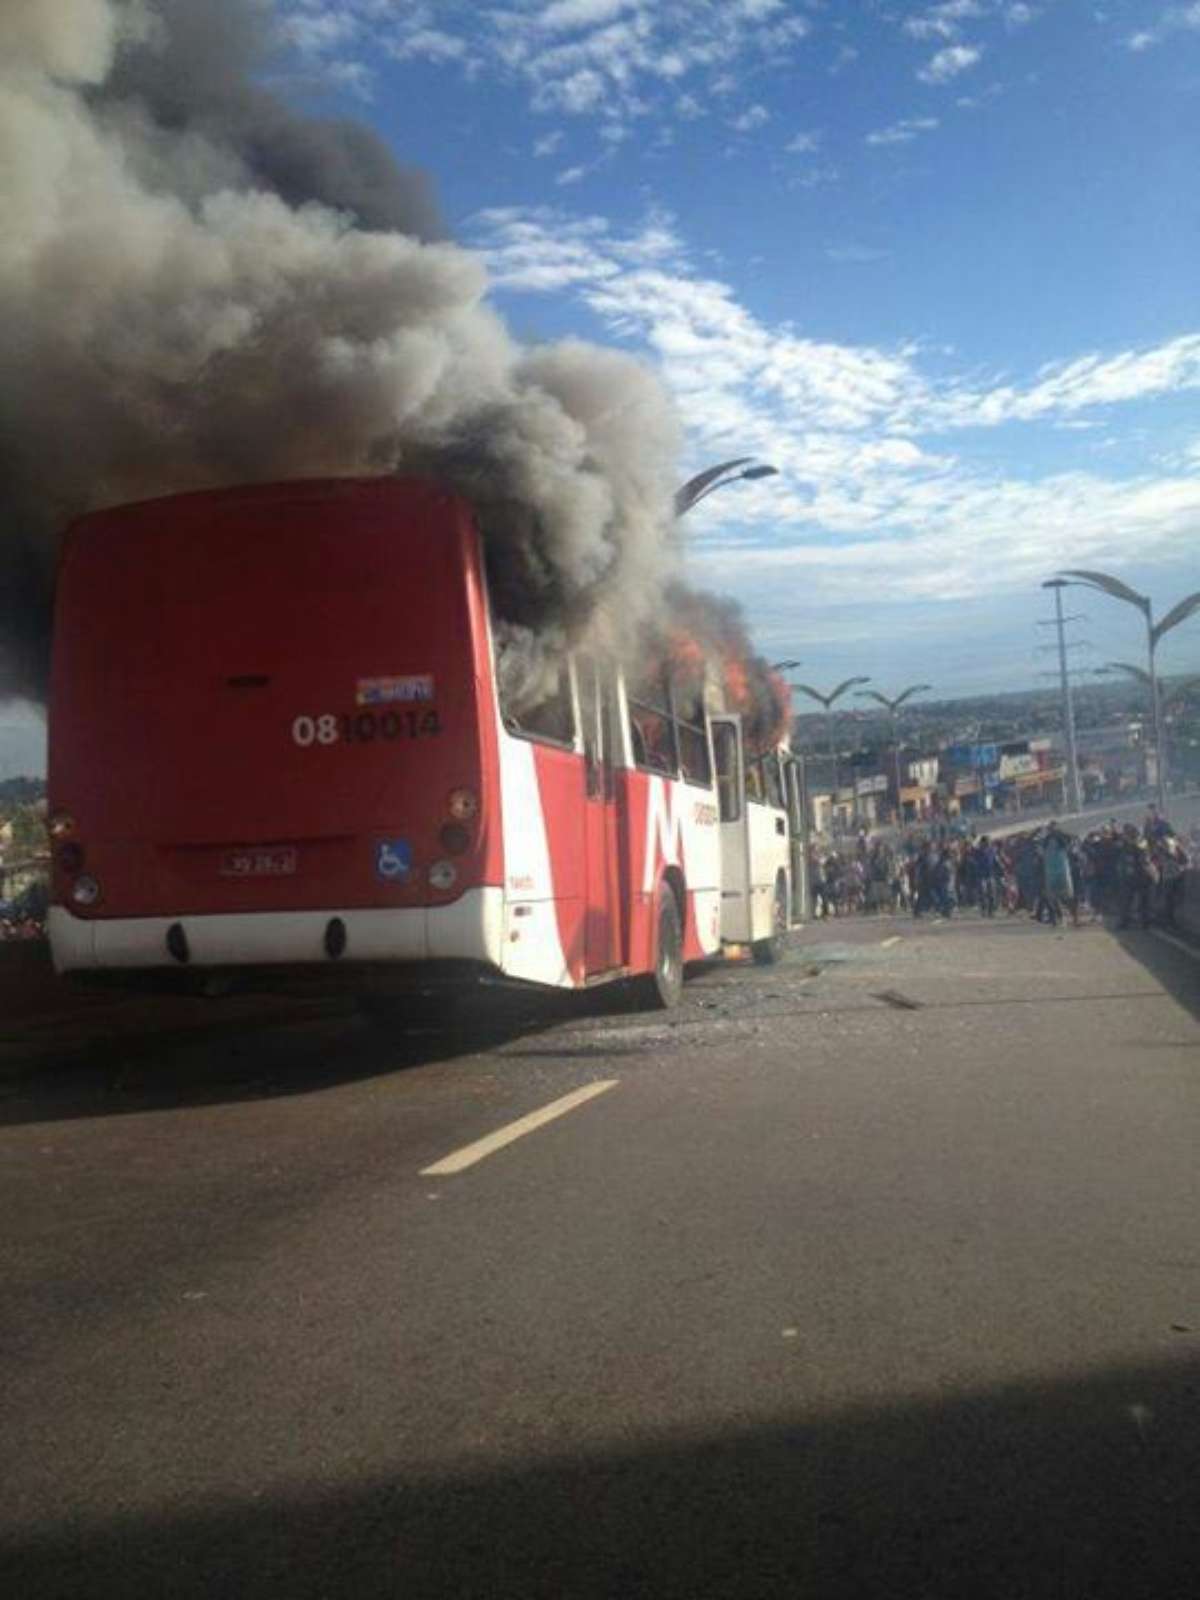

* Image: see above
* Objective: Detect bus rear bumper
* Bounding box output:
[48,891,506,975]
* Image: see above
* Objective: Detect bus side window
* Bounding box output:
[712,724,741,822]
[501,664,576,745]
[628,697,677,776]
[763,753,785,809]
[745,759,765,804]
[578,656,614,799]
[672,689,713,787]
[636,712,672,773]
[786,758,806,835]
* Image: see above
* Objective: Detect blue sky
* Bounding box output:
[10,0,1200,777]
[275,0,1199,698]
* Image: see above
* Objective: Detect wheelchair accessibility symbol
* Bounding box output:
[375,839,412,881]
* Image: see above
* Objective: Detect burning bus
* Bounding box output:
[47,476,808,1007]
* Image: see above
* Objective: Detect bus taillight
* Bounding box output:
[56,841,85,875]
[71,874,102,907]
[428,861,457,891]
[447,788,479,821]
[438,823,471,856]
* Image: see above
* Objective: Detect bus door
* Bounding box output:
[710,713,752,945]
[784,754,810,923]
[577,658,622,974]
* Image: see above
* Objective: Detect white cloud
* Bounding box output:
[544,67,608,113]
[386,27,470,66]
[555,163,588,185]
[785,130,822,154]
[533,129,565,156]
[1124,2,1200,49]
[691,469,1200,608]
[865,116,940,146]
[790,165,840,190]
[735,0,786,17]
[918,43,984,83]
[472,206,1200,607]
[730,103,770,132]
[278,1,815,125]
[906,18,959,41]
[537,0,635,32]
[476,209,1200,439]
[903,1,985,41]
[282,9,360,55]
[323,58,374,98]
[956,82,1003,109]
[929,336,1200,427]
[473,207,624,292]
[918,44,983,82]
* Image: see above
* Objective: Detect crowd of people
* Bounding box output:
[807,805,1195,931]
[0,879,48,941]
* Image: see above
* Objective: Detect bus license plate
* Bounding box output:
[221,848,298,878]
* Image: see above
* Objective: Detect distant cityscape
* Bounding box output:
[791,674,1200,834]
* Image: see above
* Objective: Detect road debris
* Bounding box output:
[872,989,924,1011]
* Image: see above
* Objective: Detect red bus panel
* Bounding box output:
[50,478,501,920]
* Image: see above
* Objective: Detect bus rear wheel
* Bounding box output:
[634,881,684,1010]
[753,876,789,966]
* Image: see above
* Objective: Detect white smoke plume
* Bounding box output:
[0,0,683,702]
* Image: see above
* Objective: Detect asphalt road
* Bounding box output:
[3,911,1199,1599]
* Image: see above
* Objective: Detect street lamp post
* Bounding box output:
[1096,662,1200,788]
[1041,580,1083,814]
[791,677,871,832]
[674,459,779,518]
[1059,571,1200,811]
[855,684,932,824]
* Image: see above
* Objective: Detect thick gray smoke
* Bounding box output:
[0,0,682,703]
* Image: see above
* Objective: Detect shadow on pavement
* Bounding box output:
[1107,927,1200,1024]
[6,1352,1200,1599]
[0,986,602,1128]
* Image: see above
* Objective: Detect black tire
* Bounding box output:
[633,882,684,1010]
[753,875,789,966]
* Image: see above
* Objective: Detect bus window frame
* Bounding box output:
[627,666,681,779]
[746,748,785,809]
[497,660,580,752]
[711,720,743,823]
[784,753,807,835]
[625,666,716,788]
[666,677,714,790]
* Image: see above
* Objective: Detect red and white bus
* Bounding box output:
[48,477,808,1006]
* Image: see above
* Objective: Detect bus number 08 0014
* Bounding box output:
[291,710,442,747]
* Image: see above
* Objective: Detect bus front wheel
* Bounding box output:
[635,882,684,1009]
